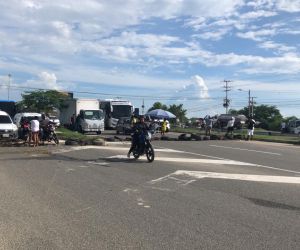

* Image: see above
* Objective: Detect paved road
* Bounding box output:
[0,139,299,249]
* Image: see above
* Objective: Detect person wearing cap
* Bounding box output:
[246,116,256,140]
[225,116,235,137]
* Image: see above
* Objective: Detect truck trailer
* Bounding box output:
[0,100,16,117]
[60,99,104,134]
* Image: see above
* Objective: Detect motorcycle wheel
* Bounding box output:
[53,134,59,145]
[146,144,155,162]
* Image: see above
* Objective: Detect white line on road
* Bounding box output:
[209,144,281,155]
[152,157,258,166]
[107,155,258,166]
[150,170,300,184]
[87,161,109,166]
[53,145,300,175]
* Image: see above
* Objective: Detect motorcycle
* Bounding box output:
[132,131,155,162]
[41,123,59,145]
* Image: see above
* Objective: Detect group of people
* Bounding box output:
[130,115,169,136]
[20,114,53,146]
[202,115,256,140]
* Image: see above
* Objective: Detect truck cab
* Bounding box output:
[287,120,300,134]
[76,109,104,134]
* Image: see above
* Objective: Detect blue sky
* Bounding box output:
[0,0,300,118]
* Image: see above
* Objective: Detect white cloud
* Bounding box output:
[52,21,71,38]
[24,72,63,90]
[171,75,210,104]
[192,75,210,99]
[276,0,300,12]
[258,41,296,54]
[194,29,230,41]
[239,10,277,19]
[236,29,276,41]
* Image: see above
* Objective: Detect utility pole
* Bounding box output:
[8,74,11,101]
[142,99,145,115]
[223,80,232,114]
[248,89,251,117]
[251,97,256,117]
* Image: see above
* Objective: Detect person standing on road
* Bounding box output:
[246,116,256,141]
[204,115,213,136]
[281,121,286,134]
[225,117,235,137]
[71,113,76,130]
[30,116,40,147]
[161,118,167,136]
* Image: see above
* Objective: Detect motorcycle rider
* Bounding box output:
[127,115,149,158]
[40,113,52,141]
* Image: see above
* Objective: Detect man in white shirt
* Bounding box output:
[226,117,235,137]
[30,116,40,146]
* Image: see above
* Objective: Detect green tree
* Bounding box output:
[168,104,187,123]
[229,105,283,130]
[17,90,71,113]
[253,105,282,130]
[228,109,239,115]
[147,102,168,112]
[283,116,298,123]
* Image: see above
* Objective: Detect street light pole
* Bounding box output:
[8,74,11,101]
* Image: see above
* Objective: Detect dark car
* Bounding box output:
[116,117,131,134]
[215,114,247,129]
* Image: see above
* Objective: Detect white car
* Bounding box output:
[0,110,18,140]
[13,112,42,128]
[48,116,60,127]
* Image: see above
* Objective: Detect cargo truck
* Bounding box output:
[99,99,133,129]
[0,100,16,117]
[60,99,104,134]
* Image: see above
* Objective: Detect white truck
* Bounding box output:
[287,119,300,134]
[60,99,104,134]
[99,99,133,129]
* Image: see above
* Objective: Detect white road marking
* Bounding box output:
[87,161,109,166]
[107,155,259,166]
[53,145,300,174]
[154,157,258,166]
[150,170,300,184]
[157,146,226,160]
[209,144,281,155]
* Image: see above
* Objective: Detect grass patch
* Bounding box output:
[56,127,106,144]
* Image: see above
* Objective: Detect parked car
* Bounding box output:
[215,114,247,129]
[0,110,18,140]
[13,112,42,128]
[14,113,42,138]
[48,115,60,127]
[116,117,132,134]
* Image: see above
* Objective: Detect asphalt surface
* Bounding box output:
[0,137,299,249]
